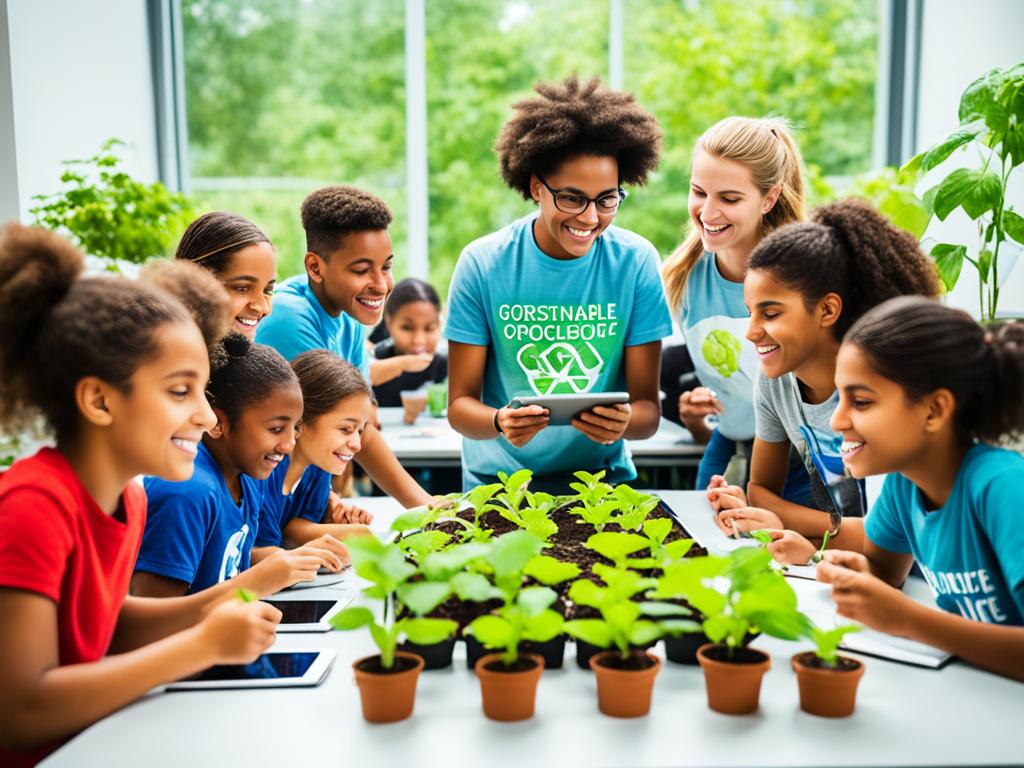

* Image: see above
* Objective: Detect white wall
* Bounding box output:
[4,0,157,222]
[915,0,1024,318]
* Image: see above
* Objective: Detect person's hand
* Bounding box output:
[327,491,374,524]
[715,506,784,537]
[197,598,280,665]
[572,403,631,445]
[819,549,871,573]
[401,352,434,374]
[678,387,722,434]
[706,475,747,511]
[496,404,549,448]
[249,541,347,593]
[817,557,915,636]
[763,529,817,565]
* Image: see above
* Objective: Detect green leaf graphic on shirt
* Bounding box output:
[517,342,604,395]
[701,329,742,378]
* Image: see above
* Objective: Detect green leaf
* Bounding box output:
[397,530,450,560]
[931,243,967,292]
[1003,125,1024,168]
[586,531,650,562]
[568,578,605,609]
[959,69,1007,132]
[330,606,374,631]
[748,608,811,641]
[933,168,1000,220]
[663,539,694,560]
[369,623,395,664]
[638,600,692,617]
[564,618,613,648]
[488,530,545,580]
[920,124,984,171]
[516,585,557,616]
[660,619,702,636]
[451,571,500,602]
[420,541,489,580]
[467,614,513,649]
[400,617,457,645]
[749,530,774,544]
[235,588,257,603]
[642,518,672,546]
[628,620,665,647]
[396,581,452,616]
[978,249,993,284]
[523,554,580,585]
[703,614,744,646]
[811,624,862,665]
[522,609,564,642]
[1004,210,1024,245]
[389,505,433,533]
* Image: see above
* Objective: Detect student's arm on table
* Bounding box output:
[571,341,662,444]
[817,550,1024,682]
[0,587,279,752]
[448,341,549,448]
[369,353,434,386]
[764,519,866,565]
[283,517,370,547]
[354,425,432,507]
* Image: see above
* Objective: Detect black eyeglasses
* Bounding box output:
[536,175,627,215]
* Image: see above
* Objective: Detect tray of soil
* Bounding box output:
[589,650,662,717]
[352,651,425,723]
[475,653,545,721]
[792,651,865,717]
[696,643,771,715]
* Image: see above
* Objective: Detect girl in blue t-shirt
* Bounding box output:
[711,200,941,544]
[445,75,672,493]
[782,297,1024,682]
[133,334,348,597]
[254,349,375,554]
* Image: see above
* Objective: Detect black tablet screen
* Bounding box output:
[186,652,319,682]
[263,599,336,623]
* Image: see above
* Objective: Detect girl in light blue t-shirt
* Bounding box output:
[786,297,1024,682]
[663,116,810,497]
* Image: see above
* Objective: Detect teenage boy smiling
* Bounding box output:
[445,76,673,493]
[257,186,431,506]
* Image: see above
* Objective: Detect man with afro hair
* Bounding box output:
[256,185,432,508]
[445,75,673,493]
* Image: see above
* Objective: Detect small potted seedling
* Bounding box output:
[792,624,865,717]
[564,564,698,717]
[651,547,809,714]
[607,484,660,531]
[568,470,620,532]
[329,534,457,723]
[463,531,580,720]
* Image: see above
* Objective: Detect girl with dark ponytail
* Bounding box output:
[803,297,1024,682]
[710,198,941,545]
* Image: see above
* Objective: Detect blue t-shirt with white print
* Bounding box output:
[255,456,332,548]
[255,274,369,377]
[444,214,673,483]
[679,251,760,441]
[136,442,264,594]
[866,443,1024,626]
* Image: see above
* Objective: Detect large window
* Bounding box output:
[177,0,879,291]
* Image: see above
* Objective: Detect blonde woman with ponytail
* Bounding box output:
[663,116,809,497]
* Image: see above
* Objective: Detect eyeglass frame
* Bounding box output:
[535,174,628,215]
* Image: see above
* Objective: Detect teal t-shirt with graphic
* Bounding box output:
[866,443,1024,626]
[445,214,672,482]
[679,251,759,441]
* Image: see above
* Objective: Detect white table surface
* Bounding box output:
[44,493,1024,768]
[377,406,704,467]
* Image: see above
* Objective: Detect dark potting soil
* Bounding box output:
[482,657,540,673]
[702,645,768,665]
[795,652,861,672]
[595,650,657,671]
[356,655,419,674]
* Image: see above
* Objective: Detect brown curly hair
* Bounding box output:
[0,223,210,440]
[301,185,393,258]
[175,211,272,276]
[494,75,663,199]
[748,198,941,339]
[141,260,232,358]
[291,349,374,424]
[847,297,1024,444]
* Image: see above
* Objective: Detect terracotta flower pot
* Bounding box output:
[352,651,425,723]
[696,643,771,715]
[589,650,662,718]
[474,653,545,722]
[792,651,865,718]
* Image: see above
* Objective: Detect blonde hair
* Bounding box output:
[663,116,807,312]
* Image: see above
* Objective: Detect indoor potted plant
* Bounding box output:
[329,534,457,723]
[792,624,865,717]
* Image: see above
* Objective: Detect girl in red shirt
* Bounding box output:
[0,224,282,765]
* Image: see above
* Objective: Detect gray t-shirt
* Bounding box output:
[754,369,850,517]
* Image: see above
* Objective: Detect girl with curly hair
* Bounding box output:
[711,199,941,546]
[445,75,672,493]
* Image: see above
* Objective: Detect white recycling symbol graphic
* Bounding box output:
[516,341,604,395]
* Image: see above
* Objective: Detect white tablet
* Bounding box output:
[510,392,630,426]
[264,597,351,633]
[166,649,336,691]
[280,569,350,591]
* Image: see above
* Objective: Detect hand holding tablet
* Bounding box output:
[509,392,629,426]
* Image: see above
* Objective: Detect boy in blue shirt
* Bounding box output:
[445,76,673,492]
[257,186,431,506]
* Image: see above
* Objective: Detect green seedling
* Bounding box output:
[749,529,788,571]
[330,534,457,669]
[564,563,698,660]
[463,530,581,665]
[650,547,811,659]
[586,522,694,571]
[609,485,660,531]
[811,529,832,564]
[569,470,618,531]
[809,624,862,668]
[498,491,560,542]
